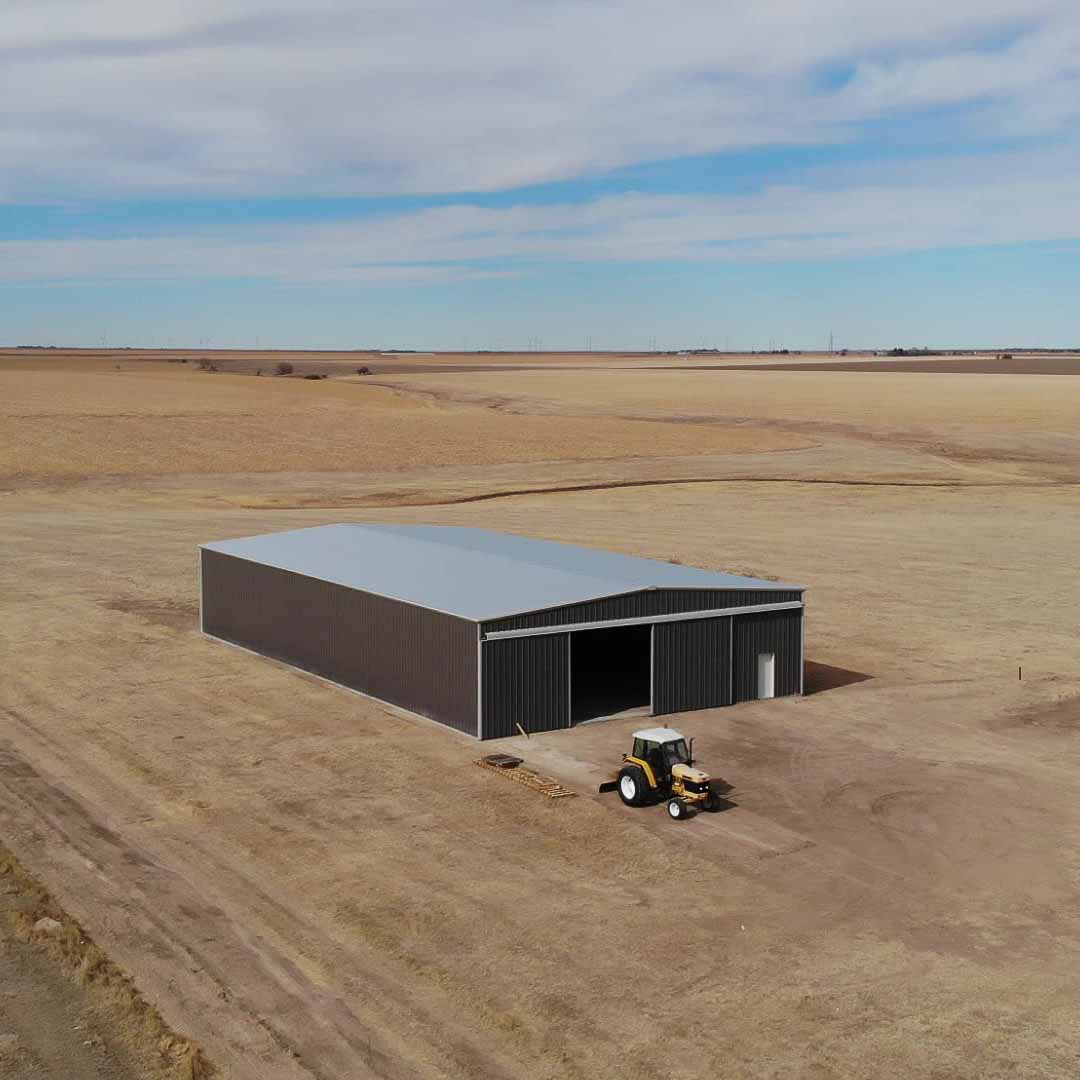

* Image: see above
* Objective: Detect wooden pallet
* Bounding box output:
[475,758,577,799]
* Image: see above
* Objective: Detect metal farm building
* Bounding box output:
[199,524,805,740]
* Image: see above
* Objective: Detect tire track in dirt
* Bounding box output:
[0,739,338,1080]
[0,711,524,1080]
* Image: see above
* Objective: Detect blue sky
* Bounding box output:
[3,1,1079,349]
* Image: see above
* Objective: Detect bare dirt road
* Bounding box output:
[3,350,1080,1078]
[0,842,208,1078]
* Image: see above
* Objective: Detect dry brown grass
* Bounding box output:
[376,364,1080,433]
[4,348,1080,1079]
[0,844,214,1079]
[0,364,808,481]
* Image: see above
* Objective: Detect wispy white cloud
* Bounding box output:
[4,156,1079,282]
[4,0,1080,299]
[841,14,1080,136]
[1,0,1078,200]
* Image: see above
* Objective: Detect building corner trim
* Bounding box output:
[799,594,806,696]
[476,624,483,739]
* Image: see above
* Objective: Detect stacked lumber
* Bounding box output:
[475,757,576,799]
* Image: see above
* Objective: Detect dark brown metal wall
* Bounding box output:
[200,549,478,734]
[482,588,802,633]
[481,633,569,739]
[653,617,732,715]
[731,609,803,703]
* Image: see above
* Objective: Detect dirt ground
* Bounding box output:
[0,860,145,1080]
[0,845,208,1079]
[3,348,1080,1078]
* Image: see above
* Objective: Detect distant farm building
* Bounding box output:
[199,525,805,739]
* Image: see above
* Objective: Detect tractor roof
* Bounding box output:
[632,727,686,744]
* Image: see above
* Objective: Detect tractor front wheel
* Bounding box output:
[617,766,650,807]
[667,798,690,821]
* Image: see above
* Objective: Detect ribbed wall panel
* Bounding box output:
[481,634,569,739]
[200,549,477,734]
[482,588,801,633]
[653,617,731,715]
[732,610,803,703]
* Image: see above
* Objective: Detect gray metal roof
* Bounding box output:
[201,524,802,622]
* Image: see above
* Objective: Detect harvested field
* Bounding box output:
[0,364,807,482]
[3,348,1080,1079]
[715,354,1080,375]
[366,365,1080,435]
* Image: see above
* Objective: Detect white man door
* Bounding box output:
[757,652,776,700]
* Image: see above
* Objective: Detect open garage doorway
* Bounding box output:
[571,624,652,725]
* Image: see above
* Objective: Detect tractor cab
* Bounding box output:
[610,727,719,820]
[631,728,692,783]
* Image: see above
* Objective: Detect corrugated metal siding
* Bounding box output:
[732,609,803,703]
[200,549,478,734]
[481,634,569,740]
[653,617,732,715]
[483,588,801,633]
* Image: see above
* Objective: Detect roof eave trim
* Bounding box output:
[476,582,805,623]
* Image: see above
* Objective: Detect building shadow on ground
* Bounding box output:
[804,660,873,695]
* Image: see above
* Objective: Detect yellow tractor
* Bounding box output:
[599,727,721,820]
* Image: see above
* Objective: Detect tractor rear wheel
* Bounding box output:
[668,798,690,820]
[617,766,649,807]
